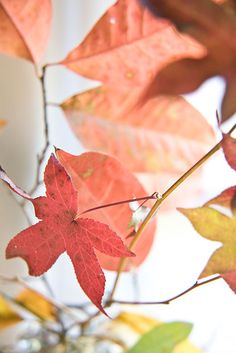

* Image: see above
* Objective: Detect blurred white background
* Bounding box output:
[0,1,236,352]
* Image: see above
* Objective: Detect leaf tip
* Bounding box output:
[53,145,60,153]
[176,207,187,215]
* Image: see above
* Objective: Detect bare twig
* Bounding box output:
[78,192,159,217]
[29,65,50,196]
[109,276,221,305]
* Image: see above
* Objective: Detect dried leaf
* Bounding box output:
[0,295,22,330]
[56,149,156,271]
[142,0,236,120]
[0,0,51,63]
[15,289,56,321]
[61,87,215,173]
[2,154,134,313]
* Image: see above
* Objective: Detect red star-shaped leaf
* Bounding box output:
[2,154,134,314]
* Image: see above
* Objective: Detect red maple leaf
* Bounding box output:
[2,154,134,314]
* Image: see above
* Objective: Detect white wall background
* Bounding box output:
[0,1,236,352]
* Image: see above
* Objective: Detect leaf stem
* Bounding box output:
[109,275,221,305]
[108,133,229,303]
[78,192,159,217]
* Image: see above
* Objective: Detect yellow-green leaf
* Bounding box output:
[127,322,192,353]
[179,206,236,278]
[110,312,202,353]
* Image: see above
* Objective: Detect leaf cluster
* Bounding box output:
[0,0,236,352]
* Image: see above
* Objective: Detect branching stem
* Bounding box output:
[109,275,221,305]
[108,121,236,302]
[29,65,50,196]
[78,192,159,217]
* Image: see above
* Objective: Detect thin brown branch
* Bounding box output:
[29,65,50,196]
[78,192,159,217]
[109,275,221,305]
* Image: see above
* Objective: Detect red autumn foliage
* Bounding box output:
[56,149,156,271]
[61,87,215,174]
[2,154,134,313]
[61,0,202,92]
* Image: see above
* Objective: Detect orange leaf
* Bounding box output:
[15,288,56,321]
[61,0,203,89]
[61,86,215,173]
[56,149,156,271]
[0,295,22,330]
[0,0,51,63]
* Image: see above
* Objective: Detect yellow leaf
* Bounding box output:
[0,295,22,330]
[111,312,203,352]
[15,289,56,321]
[179,207,236,278]
[115,312,160,334]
